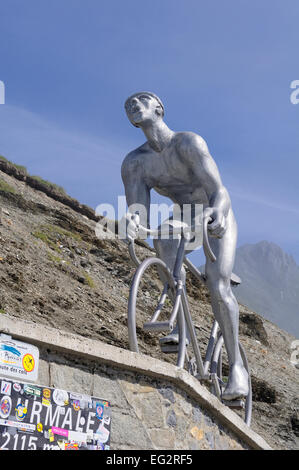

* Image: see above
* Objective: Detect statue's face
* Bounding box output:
[125,93,162,127]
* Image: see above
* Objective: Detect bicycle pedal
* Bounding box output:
[223,399,245,410]
[160,344,179,353]
[143,321,173,332]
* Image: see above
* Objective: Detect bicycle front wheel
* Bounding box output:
[128,256,186,367]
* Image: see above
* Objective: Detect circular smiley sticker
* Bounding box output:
[22,354,35,373]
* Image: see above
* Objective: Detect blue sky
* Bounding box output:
[0,0,298,265]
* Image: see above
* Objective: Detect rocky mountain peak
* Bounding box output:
[234,241,299,337]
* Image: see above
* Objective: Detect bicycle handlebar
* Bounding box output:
[128,216,217,265]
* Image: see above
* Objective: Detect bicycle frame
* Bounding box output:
[171,234,221,380]
[128,220,221,381]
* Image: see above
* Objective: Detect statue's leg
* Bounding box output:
[154,217,199,345]
[205,209,249,400]
[153,235,190,345]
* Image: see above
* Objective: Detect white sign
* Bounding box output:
[0,335,39,382]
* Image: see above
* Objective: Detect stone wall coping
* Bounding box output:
[0,315,271,450]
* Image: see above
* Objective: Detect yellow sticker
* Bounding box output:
[37,422,43,433]
[43,388,51,399]
[22,354,35,373]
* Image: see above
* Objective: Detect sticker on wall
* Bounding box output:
[37,422,43,433]
[0,337,39,382]
[95,402,104,420]
[94,422,110,444]
[22,353,35,373]
[15,403,28,421]
[24,384,41,398]
[53,389,69,407]
[72,400,80,412]
[42,388,51,400]
[0,381,12,395]
[0,395,12,419]
[13,383,21,393]
[0,379,111,450]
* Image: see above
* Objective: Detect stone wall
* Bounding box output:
[0,316,271,450]
[36,349,247,450]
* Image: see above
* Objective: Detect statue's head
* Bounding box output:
[124,92,164,128]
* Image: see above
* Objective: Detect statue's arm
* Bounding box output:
[183,134,231,236]
[121,154,151,228]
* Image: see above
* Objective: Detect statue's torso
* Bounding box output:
[132,132,209,207]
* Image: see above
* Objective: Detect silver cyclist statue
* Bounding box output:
[121,91,249,402]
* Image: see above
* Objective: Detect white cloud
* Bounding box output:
[0,104,124,169]
[230,190,299,217]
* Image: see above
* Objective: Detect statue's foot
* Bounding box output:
[222,363,249,401]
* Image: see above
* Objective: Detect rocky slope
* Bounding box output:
[0,167,298,450]
[234,241,299,338]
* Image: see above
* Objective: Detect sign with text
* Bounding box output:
[0,336,39,382]
[0,379,111,450]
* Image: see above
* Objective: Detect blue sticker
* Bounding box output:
[15,403,28,421]
[95,402,104,420]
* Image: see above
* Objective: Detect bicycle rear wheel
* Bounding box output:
[211,335,252,426]
[128,256,186,367]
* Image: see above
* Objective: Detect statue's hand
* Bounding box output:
[204,207,227,238]
[118,212,140,244]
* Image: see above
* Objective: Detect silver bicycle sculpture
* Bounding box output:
[127,217,252,426]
